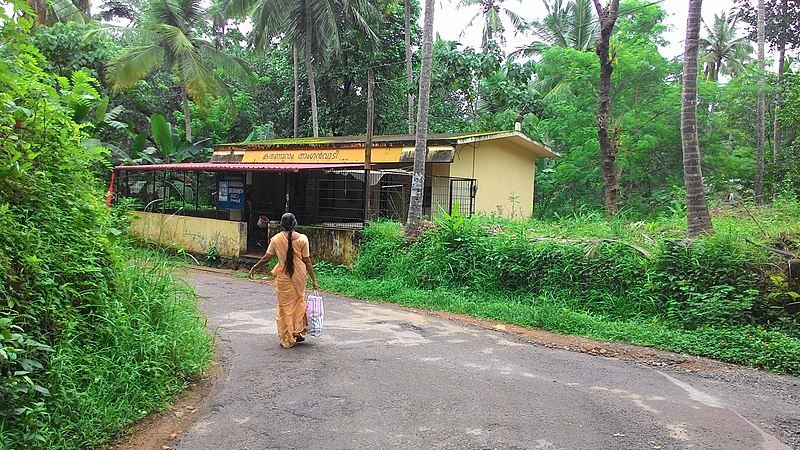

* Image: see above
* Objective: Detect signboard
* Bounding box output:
[212,146,455,164]
[218,173,246,210]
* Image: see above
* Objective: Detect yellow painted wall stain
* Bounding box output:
[131,212,247,257]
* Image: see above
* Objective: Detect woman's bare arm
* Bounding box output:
[302,256,318,289]
[249,248,276,278]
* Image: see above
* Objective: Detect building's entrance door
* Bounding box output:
[247,172,290,253]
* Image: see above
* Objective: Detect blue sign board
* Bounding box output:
[218,173,246,210]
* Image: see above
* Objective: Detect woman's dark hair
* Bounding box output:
[281,213,298,276]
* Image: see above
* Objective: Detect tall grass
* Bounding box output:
[318,206,800,375]
[1,229,212,449]
[43,251,212,447]
[1,12,212,447]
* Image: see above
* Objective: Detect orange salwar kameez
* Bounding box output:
[268,232,310,348]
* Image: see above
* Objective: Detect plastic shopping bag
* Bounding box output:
[306,292,324,337]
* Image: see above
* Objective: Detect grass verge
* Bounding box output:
[42,250,213,447]
[317,266,800,375]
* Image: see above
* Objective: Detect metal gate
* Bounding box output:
[448,178,476,216]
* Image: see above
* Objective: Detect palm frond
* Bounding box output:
[198,41,253,82]
[345,0,381,44]
[460,11,482,39]
[106,44,165,91]
[176,48,225,107]
[510,41,552,59]
[42,0,86,25]
[147,0,187,31]
[248,0,287,49]
[157,23,194,56]
[223,0,255,18]
[486,6,504,42]
[505,9,527,33]
[569,0,597,51]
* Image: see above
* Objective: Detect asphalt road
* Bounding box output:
[176,269,799,450]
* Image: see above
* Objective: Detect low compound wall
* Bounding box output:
[296,226,362,266]
[131,211,247,258]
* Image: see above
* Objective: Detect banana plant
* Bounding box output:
[131,113,211,165]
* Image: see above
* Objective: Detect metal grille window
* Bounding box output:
[116,170,226,219]
[115,169,476,230]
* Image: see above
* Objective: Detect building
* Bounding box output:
[114,131,557,262]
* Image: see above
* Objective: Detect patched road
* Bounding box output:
[176,269,799,449]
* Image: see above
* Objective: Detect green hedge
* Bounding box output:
[322,212,800,375]
[1,12,211,448]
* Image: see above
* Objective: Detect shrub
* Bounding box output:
[1,8,211,447]
[339,206,800,373]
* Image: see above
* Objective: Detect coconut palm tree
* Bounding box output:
[405,0,414,134]
[106,0,249,142]
[681,0,714,236]
[699,12,753,82]
[756,0,766,204]
[228,0,378,138]
[405,0,435,238]
[209,0,228,49]
[457,0,525,49]
[515,0,597,57]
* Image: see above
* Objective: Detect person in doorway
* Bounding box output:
[248,213,319,348]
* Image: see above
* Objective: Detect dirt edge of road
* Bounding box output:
[103,341,230,450]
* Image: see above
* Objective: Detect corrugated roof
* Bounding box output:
[213,131,559,159]
[114,162,363,172]
[216,132,499,148]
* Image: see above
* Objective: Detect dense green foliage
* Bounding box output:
[317,209,800,374]
[0,6,211,447]
[23,0,798,219]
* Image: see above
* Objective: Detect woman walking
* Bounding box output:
[249,213,318,348]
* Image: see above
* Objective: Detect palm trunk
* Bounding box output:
[404,0,435,238]
[180,83,192,143]
[405,0,415,135]
[304,32,319,137]
[305,50,319,138]
[592,0,621,219]
[293,44,300,138]
[306,46,319,137]
[681,0,713,236]
[774,44,785,160]
[755,0,766,204]
[772,0,787,196]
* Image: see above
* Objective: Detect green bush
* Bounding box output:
[342,208,800,374]
[1,8,211,448]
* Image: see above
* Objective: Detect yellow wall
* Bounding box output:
[450,141,536,218]
[131,212,247,258]
[297,226,360,266]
